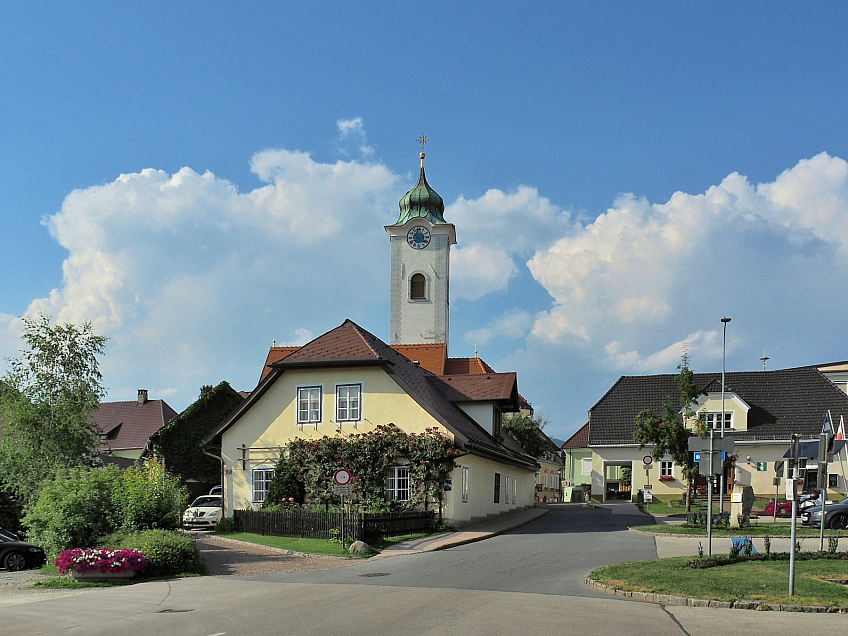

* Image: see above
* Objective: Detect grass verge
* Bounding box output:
[590,556,848,608]
[212,531,432,557]
[634,524,846,538]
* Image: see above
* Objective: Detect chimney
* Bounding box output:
[137,389,149,405]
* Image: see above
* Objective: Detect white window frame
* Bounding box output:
[660,460,674,478]
[512,477,517,505]
[252,466,275,504]
[704,411,733,430]
[335,383,362,422]
[494,472,501,504]
[581,457,592,475]
[461,466,469,503]
[385,465,410,502]
[297,386,322,425]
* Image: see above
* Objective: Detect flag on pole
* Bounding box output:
[838,416,846,441]
[821,412,834,434]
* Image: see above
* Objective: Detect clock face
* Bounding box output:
[407,226,431,249]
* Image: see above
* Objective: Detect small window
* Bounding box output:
[704,412,732,430]
[829,473,839,488]
[297,386,322,424]
[493,408,502,439]
[410,273,426,300]
[252,467,275,503]
[581,457,592,475]
[494,472,501,504]
[512,477,517,505]
[385,466,409,501]
[336,384,361,421]
[660,461,674,478]
[461,466,469,503]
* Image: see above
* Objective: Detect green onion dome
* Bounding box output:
[396,152,447,225]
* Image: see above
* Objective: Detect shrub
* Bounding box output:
[113,457,187,531]
[22,465,123,558]
[264,458,305,507]
[118,530,204,577]
[214,516,236,533]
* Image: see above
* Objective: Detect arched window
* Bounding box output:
[410,273,426,299]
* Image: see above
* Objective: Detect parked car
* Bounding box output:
[208,485,222,496]
[0,527,46,571]
[182,495,223,529]
[800,496,848,529]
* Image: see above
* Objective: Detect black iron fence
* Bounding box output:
[233,509,435,543]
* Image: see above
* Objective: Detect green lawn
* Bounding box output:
[213,531,431,557]
[634,523,846,538]
[591,556,848,608]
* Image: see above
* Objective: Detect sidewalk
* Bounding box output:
[373,506,549,559]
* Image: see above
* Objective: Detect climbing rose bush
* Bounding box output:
[55,548,147,574]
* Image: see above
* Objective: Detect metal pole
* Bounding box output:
[789,434,799,596]
[341,494,346,551]
[820,474,827,552]
[720,316,730,517]
[707,431,714,555]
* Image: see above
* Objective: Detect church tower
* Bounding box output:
[385,147,456,350]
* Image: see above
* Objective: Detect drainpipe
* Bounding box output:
[201,443,225,517]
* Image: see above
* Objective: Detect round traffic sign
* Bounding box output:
[333,469,352,486]
[642,455,653,465]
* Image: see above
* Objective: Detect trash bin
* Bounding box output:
[636,489,644,504]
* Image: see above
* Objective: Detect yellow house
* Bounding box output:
[203,319,539,527]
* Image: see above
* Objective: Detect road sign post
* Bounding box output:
[789,434,800,596]
[333,469,353,549]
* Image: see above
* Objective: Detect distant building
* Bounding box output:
[93,389,177,464]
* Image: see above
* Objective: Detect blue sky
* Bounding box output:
[2,3,848,440]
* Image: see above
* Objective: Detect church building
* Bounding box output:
[204,149,539,527]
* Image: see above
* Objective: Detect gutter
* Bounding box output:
[201,442,226,516]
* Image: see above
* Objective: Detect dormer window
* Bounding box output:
[493,407,503,440]
[704,412,732,430]
[410,273,426,300]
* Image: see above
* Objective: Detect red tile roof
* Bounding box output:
[444,356,497,375]
[391,344,447,374]
[561,422,589,449]
[92,398,178,453]
[430,373,518,404]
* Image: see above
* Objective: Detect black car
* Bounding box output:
[800,496,848,530]
[0,527,46,571]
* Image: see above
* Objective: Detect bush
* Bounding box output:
[118,530,204,577]
[113,457,187,531]
[214,516,236,533]
[264,458,305,507]
[22,465,123,558]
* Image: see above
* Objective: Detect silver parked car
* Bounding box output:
[800,496,848,529]
[182,495,223,529]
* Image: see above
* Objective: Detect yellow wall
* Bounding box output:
[589,444,848,501]
[448,453,536,526]
[221,365,536,525]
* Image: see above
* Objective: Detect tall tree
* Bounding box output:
[503,411,552,458]
[0,313,107,503]
[633,352,706,510]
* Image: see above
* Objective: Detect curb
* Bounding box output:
[583,576,848,613]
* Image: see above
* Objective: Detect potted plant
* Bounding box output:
[55,548,147,582]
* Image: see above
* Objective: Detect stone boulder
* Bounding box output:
[348,540,370,555]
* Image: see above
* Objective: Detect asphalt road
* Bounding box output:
[3,504,847,635]
[259,503,660,596]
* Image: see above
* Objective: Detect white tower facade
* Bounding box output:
[385,152,456,349]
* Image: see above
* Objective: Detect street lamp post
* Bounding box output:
[719,317,731,516]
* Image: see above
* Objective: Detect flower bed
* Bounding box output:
[55,548,147,576]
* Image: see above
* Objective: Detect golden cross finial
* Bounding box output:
[418,133,428,150]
